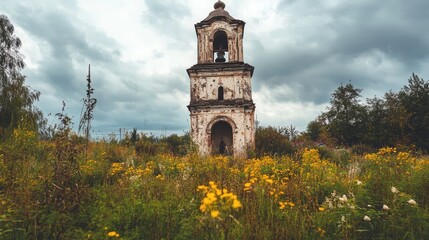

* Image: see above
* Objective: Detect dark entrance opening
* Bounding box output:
[211,121,233,155]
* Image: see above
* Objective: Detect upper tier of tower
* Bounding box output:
[194,1,246,64]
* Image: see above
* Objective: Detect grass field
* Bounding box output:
[1,128,428,239]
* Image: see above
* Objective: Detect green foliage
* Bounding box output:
[314,74,429,153]
[160,133,191,156]
[321,82,367,147]
[306,120,324,141]
[350,144,375,155]
[134,137,167,157]
[121,130,192,157]
[129,127,139,144]
[255,125,295,157]
[0,14,43,140]
[398,73,429,151]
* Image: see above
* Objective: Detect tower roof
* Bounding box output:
[202,0,236,22]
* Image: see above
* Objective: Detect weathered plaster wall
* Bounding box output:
[196,21,244,63]
[189,106,255,158]
[189,71,252,102]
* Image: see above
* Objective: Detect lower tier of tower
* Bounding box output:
[189,105,255,158]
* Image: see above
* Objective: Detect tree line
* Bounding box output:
[306,75,429,153]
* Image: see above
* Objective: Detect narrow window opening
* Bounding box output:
[218,86,224,100]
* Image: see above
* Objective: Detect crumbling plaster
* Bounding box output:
[196,20,244,64]
[189,107,255,158]
[189,71,252,102]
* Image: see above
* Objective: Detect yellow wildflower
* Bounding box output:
[232,199,242,209]
[202,197,213,206]
[197,185,208,192]
[107,231,118,237]
[221,192,233,199]
[207,192,217,201]
[211,210,220,218]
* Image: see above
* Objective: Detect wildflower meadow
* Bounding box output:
[0,126,428,239]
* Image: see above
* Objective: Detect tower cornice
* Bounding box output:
[187,62,254,77]
[187,99,255,111]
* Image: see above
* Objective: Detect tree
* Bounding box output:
[398,73,429,151]
[0,14,42,139]
[130,127,139,144]
[321,82,367,146]
[383,91,412,146]
[255,126,295,156]
[306,120,324,141]
[364,97,391,148]
[286,124,299,141]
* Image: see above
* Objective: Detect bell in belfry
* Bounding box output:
[215,45,226,63]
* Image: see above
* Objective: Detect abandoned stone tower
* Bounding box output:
[187,1,255,158]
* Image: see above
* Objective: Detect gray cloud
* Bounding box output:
[246,0,429,106]
[142,0,193,46]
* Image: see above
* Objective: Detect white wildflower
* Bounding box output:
[356,180,362,185]
[407,199,417,205]
[382,204,389,211]
[339,195,348,202]
[367,204,372,207]
[363,215,371,221]
[391,186,399,194]
[129,175,139,182]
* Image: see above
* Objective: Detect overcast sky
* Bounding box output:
[2,0,429,138]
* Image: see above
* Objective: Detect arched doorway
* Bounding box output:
[211,121,233,155]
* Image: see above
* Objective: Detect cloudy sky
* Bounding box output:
[2,0,429,138]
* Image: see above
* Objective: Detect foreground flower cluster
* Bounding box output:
[197,181,242,219]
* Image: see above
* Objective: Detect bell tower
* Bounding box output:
[187,0,255,158]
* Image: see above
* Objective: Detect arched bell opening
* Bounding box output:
[210,121,233,155]
[213,30,228,63]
